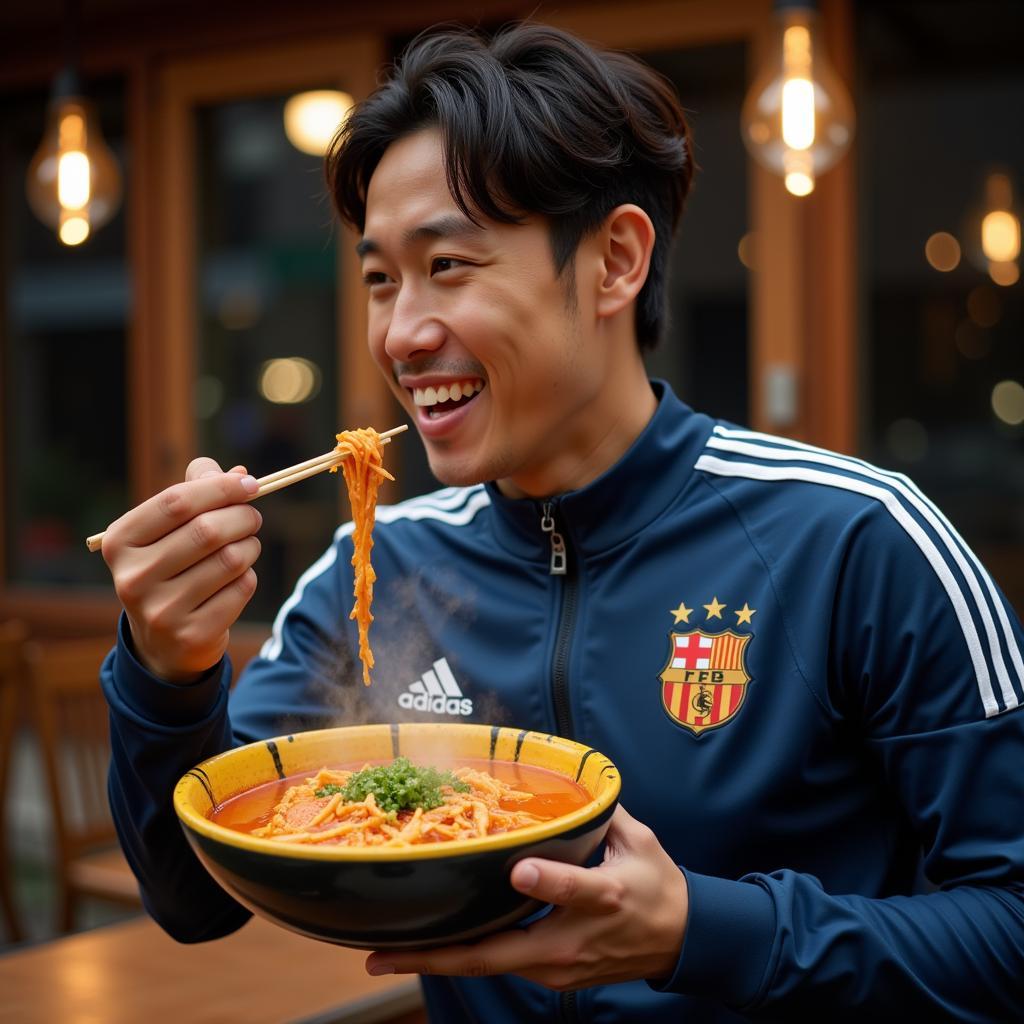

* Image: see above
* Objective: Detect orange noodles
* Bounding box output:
[330,428,394,686]
[251,766,544,847]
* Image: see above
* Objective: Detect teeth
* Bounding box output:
[412,379,484,407]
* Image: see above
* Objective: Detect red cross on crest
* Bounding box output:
[659,629,752,736]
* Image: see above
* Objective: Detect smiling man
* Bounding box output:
[99,22,1024,1024]
[355,130,659,499]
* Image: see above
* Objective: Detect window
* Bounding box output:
[195,96,339,621]
[858,0,1024,613]
[1,78,128,588]
[642,43,750,424]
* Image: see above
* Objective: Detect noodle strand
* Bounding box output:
[331,428,389,686]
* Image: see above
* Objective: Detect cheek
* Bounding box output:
[366,307,391,365]
[471,285,566,378]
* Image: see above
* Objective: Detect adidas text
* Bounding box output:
[398,658,473,717]
[398,693,473,716]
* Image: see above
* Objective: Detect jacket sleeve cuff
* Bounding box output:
[109,612,230,727]
[649,869,776,1008]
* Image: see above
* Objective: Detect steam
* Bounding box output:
[273,561,516,739]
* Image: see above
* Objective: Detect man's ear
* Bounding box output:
[595,204,656,321]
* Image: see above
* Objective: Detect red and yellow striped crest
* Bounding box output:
[660,629,752,735]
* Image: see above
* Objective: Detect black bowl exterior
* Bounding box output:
[181,804,614,949]
[174,724,622,950]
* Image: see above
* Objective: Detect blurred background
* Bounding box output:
[0,0,1021,963]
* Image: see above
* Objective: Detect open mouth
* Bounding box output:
[412,378,485,419]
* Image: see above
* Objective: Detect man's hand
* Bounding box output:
[101,458,263,683]
[365,805,688,990]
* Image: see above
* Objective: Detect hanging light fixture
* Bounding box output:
[283,90,354,157]
[25,0,122,247]
[741,0,855,197]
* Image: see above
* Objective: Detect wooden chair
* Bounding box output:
[24,635,142,932]
[0,620,29,943]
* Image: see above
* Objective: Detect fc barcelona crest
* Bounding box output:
[660,629,752,735]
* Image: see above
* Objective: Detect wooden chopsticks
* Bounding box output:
[85,424,407,553]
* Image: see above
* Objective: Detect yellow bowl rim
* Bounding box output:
[173,724,621,862]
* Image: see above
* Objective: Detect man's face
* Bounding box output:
[360,129,613,496]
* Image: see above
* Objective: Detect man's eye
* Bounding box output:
[362,271,389,286]
[431,257,465,275]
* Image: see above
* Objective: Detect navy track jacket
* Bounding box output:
[102,381,1024,1022]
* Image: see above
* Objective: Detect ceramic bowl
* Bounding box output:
[173,722,620,949]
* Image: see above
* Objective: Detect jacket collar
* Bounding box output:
[484,380,714,563]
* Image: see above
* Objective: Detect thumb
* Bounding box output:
[510,858,622,915]
[185,457,225,482]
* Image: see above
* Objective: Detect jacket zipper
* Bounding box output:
[560,990,580,1023]
[541,501,576,739]
[540,501,568,575]
[542,502,582,1024]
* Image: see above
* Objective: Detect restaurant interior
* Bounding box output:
[0,0,1021,1021]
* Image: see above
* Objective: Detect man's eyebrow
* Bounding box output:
[356,214,484,259]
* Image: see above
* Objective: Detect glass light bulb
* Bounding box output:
[26,88,122,245]
[283,90,354,157]
[980,173,1020,263]
[59,213,90,246]
[741,4,855,197]
[962,169,1021,283]
[58,150,91,209]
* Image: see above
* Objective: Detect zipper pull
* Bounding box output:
[540,501,568,576]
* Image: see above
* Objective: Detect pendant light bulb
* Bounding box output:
[26,69,122,246]
[741,0,855,197]
[962,169,1021,287]
[284,90,354,157]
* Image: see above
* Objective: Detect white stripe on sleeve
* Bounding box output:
[706,431,1022,710]
[695,454,1003,717]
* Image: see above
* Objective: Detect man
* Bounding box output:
[100,23,1024,1022]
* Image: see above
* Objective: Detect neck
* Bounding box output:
[497,358,657,500]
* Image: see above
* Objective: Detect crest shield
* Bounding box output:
[660,629,752,735]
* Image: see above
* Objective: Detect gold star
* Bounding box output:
[704,596,726,620]
[735,603,756,625]
[670,601,692,624]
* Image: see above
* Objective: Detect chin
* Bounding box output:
[424,447,499,489]
[427,460,489,488]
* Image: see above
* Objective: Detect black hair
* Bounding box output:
[326,22,694,351]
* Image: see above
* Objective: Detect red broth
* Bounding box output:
[212,758,590,838]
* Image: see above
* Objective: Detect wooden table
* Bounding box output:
[0,914,423,1024]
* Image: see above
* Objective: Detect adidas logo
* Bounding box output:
[398,658,473,717]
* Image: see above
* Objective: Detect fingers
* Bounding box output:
[102,458,264,682]
[108,471,260,552]
[144,503,263,583]
[146,535,262,619]
[122,547,260,680]
[602,804,643,849]
[366,806,688,992]
[511,858,623,915]
[188,566,260,638]
[366,928,539,980]
[186,457,224,481]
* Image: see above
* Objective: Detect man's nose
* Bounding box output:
[383,284,446,363]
